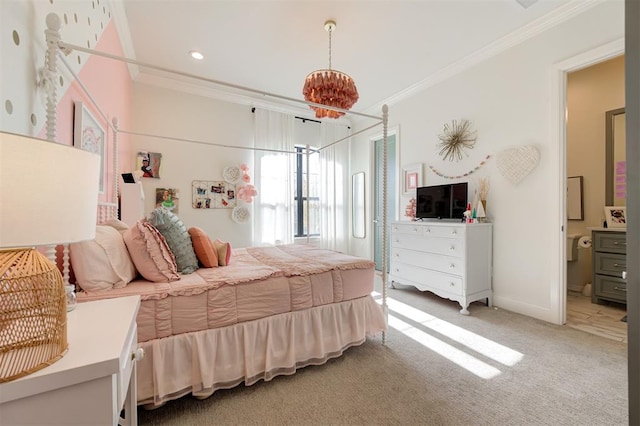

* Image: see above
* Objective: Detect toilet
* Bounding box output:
[566,234,580,261]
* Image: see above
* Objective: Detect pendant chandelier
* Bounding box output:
[302,20,359,119]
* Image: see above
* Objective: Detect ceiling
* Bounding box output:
[117,0,582,116]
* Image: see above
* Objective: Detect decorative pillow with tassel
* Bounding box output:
[147,208,199,274]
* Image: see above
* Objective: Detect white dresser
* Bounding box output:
[0,296,142,425]
[389,221,493,314]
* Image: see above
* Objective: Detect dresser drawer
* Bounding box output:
[594,275,627,302]
[390,261,463,295]
[391,247,464,276]
[391,233,465,258]
[594,232,627,254]
[594,252,626,278]
[391,223,465,239]
[422,225,465,239]
[391,223,424,236]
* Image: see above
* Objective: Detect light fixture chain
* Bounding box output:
[328,27,332,70]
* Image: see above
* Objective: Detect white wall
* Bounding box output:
[351,1,624,323]
[130,82,255,247]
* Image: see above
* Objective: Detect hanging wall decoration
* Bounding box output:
[155,188,179,214]
[137,151,162,178]
[437,119,477,162]
[428,155,491,179]
[192,180,236,209]
[496,145,540,185]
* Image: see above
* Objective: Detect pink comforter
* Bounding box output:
[77,244,376,342]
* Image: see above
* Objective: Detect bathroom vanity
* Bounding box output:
[591,228,627,305]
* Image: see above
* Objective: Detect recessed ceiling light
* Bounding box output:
[189,50,204,60]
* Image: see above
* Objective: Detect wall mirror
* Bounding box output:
[352,172,366,238]
[567,176,583,220]
[605,107,626,206]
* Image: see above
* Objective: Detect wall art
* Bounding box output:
[192,180,236,209]
[136,151,162,179]
[155,188,179,214]
[73,101,105,193]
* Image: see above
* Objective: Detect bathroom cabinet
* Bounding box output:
[389,221,492,314]
[591,229,627,305]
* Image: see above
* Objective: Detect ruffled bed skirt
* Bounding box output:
[137,294,386,406]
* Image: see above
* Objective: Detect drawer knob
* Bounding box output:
[425,228,431,233]
[614,286,627,292]
[449,264,455,269]
[449,282,455,287]
[613,263,626,268]
[132,347,145,362]
[451,230,457,235]
[449,246,455,251]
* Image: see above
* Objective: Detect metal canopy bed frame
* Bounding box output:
[43,11,391,406]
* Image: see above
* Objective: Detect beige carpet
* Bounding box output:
[138,284,627,426]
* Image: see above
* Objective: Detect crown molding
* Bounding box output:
[363,0,605,116]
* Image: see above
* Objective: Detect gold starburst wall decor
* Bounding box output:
[437,119,477,162]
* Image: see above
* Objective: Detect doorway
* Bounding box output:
[556,39,624,325]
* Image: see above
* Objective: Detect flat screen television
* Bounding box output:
[416,182,468,220]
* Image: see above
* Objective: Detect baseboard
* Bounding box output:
[493,295,560,325]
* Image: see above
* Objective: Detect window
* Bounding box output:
[293,146,320,237]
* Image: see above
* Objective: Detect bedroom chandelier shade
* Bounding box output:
[302,20,359,119]
[0,131,100,382]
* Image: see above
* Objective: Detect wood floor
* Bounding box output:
[566,290,627,343]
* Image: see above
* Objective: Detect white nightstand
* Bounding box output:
[0,295,141,425]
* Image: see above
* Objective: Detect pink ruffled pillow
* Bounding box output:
[123,219,180,282]
[214,239,232,266]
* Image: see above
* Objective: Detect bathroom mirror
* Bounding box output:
[567,176,583,220]
[352,172,365,238]
[605,107,626,206]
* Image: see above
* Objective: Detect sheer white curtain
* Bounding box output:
[253,109,295,246]
[318,122,350,252]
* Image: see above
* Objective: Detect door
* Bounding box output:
[374,134,396,271]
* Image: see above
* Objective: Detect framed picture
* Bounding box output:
[136,151,162,179]
[74,102,105,193]
[402,163,422,195]
[604,206,626,228]
[156,188,179,214]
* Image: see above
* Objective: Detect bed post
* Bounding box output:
[113,117,120,217]
[305,143,311,245]
[381,104,389,344]
[43,13,66,274]
[44,13,61,143]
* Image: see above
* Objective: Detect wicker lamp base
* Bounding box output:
[0,248,68,382]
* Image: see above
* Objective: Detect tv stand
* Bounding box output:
[389,221,493,314]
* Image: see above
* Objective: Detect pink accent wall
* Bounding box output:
[43,20,132,205]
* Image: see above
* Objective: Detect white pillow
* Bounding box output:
[70,225,137,292]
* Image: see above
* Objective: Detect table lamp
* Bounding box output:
[0,131,100,382]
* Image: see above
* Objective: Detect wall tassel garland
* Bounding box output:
[428,155,491,179]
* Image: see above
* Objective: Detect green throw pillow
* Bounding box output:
[147,208,199,274]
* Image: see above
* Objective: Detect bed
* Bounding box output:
[43,12,391,409]
[72,206,385,406]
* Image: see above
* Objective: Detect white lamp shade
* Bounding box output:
[0,131,101,248]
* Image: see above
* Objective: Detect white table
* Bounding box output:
[0,296,141,425]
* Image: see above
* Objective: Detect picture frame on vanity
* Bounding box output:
[402,163,422,195]
[74,101,106,193]
[604,206,626,228]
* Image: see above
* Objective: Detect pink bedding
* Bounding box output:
[77,244,376,343]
